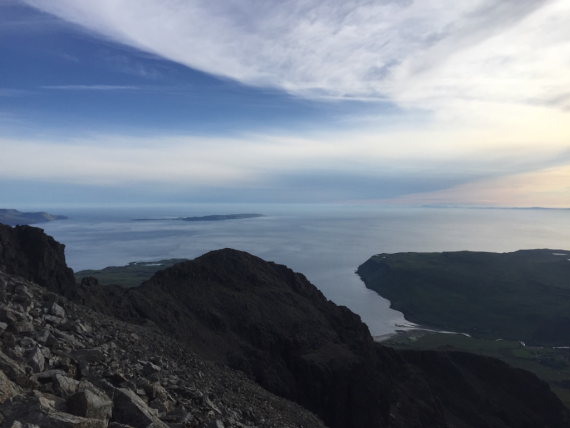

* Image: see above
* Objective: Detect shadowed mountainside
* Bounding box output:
[1,223,569,428]
[357,250,570,345]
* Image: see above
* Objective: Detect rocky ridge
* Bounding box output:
[0,269,326,428]
[0,223,569,428]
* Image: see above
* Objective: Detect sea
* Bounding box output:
[24,203,570,337]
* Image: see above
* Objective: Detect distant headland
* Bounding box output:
[0,208,68,226]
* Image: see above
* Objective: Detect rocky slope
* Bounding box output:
[1,223,569,428]
[0,270,326,428]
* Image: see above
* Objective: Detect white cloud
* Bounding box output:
[22,0,570,110]
[12,0,570,206]
[0,107,567,188]
[1,91,568,204]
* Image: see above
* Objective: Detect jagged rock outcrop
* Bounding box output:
[0,270,326,428]
[0,224,75,297]
[1,223,569,428]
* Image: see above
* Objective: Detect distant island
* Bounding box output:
[134,213,264,222]
[75,258,187,288]
[0,208,68,226]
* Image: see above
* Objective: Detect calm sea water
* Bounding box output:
[30,204,570,336]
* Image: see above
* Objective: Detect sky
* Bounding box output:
[1,0,569,207]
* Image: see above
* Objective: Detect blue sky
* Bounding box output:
[1,1,382,137]
[1,0,569,206]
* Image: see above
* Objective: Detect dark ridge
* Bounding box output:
[1,223,569,428]
[79,248,570,428]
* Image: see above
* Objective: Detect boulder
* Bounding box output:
[26,347,45,373]
[0,369,19,404]
[33,369,67,384]
[66,388,112,422]
[0,351,26,384]
[13,285,33,310]
[48,302,66,319]
[110,387,168,428]
[53,374,80,398]
[71,349,104,364]
[33,390,66,412]
[12,320,34,335]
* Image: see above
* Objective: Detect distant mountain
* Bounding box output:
[134,213,263,222]
[0,208,67,226]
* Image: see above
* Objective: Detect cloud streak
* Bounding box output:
[0,111,567,202]
[41,85,140,91]
[386,164,570,208]
[22,0,570,110]
[10,0,570,207]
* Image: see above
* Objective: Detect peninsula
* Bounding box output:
[357,249,570,345]
[357,249,570,406]
[0,208,68,226]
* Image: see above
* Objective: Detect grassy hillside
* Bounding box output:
[358,250,570,346]
[75,258,187,288]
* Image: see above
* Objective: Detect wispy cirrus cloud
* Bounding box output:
[0,110,567,197]
[41,84,139,91]
[9,0,570,206]
[22,0,570,111]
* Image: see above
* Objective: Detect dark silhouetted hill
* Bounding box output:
[1,223,568,428]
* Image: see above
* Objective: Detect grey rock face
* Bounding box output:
[48,303,66,319]
[109,387,167,428]
[26,347,45,373]
[0,370,19,404]
[53,374,80,398]
[67,388,112,422]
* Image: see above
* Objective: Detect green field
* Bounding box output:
[75,258,187,288]
[385,330,570,408]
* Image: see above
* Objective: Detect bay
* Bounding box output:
[34,203,570,336]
